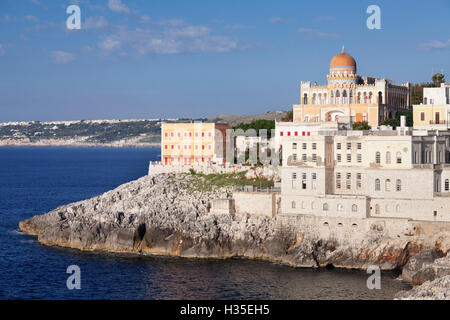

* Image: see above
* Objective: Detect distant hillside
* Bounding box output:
[209,111,288,127]
[0,112,288,147]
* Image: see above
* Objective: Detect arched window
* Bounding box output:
[323,203,329,211]
[378,92,383,104]
[304,115,310,122]
[445,179,450,191]
[386,152,391,164]
[357,92,361,104]
[349,90,354,104]
[375,152,381,164]
[396,179,402,191]
[396,152,402,164]
[312,93,317,105]
[303,93,308,104]
[291,201,296,209]
[363,92,367,104]
[324,93,327,104]
[385,179,391,191]
[352,204,358,212]
[375,179,381,191]
[337,204,343,211]
[336,90,341,104]
[318,93,322,104]
[369,92,373,104]
[343,90,348,104]
[375,204,380,214]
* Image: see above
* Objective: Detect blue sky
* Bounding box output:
[0,0,449,122]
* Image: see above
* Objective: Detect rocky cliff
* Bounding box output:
[19,172,450,297]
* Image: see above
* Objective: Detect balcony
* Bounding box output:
[428,120,447,125]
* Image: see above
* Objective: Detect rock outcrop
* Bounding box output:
[19,173,450,274]
[395,275,450,300]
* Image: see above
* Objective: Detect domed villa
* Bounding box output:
[293,47,411,126]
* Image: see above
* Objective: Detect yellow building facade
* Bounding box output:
[161,122,230,165]
[413,83,450,130]
[293,47,411,127]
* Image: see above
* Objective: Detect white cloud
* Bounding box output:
[269,17,296,24]
[108,0,130,14]
[51,51,75,64]
[297,28,339,39]
[25,15,39,23]
[84,16,108,30]
[420,40,450,51]
[99,37,122,52]
[97,22,244,56]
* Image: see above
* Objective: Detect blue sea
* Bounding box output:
[0,147,411,299]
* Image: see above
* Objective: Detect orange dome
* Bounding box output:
[330,46,356,68]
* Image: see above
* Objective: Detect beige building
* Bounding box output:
[161,122,230,165]
[280,126,450,222]
[293,47,411,127]
[413,83,450,130]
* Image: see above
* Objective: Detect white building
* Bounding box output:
[413,83,450,130]
[279,123,450,222]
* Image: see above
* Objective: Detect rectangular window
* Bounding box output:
[293,154,297,162]
[346,181,351,190]
[357,154,362,163]
[357,173,362,189]
[337,154,342,162]
[312,154,317,162]
[293,143,297,150]
[302,173,307,180]
[420,112,425,121]
[302,143,307,150]
[346,173,351,179]
[302,154,307,162]
[357,143,362,150]
[347,154,352,162]
[337,143,341,150]
[347,143,351,150]
[312,173,317,180]
[280,132,283,137]
[292,172,297,179]
[312,143,317,150]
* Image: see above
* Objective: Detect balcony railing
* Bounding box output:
[428,120,447,125]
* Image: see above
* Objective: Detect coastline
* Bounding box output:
[18,172,450,298]
[0,141,160,149]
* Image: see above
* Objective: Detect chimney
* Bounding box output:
[400,115,406,128]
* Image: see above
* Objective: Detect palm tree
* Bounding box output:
[432,73,445,87]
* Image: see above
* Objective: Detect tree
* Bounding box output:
[381,118,400,127]
[281,111,293,122]
[233,119,275,136]
[432,73,445,87]
[352,122,371,130]
[395,110,413,127]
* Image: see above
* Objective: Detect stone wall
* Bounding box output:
[233,192,279,218]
